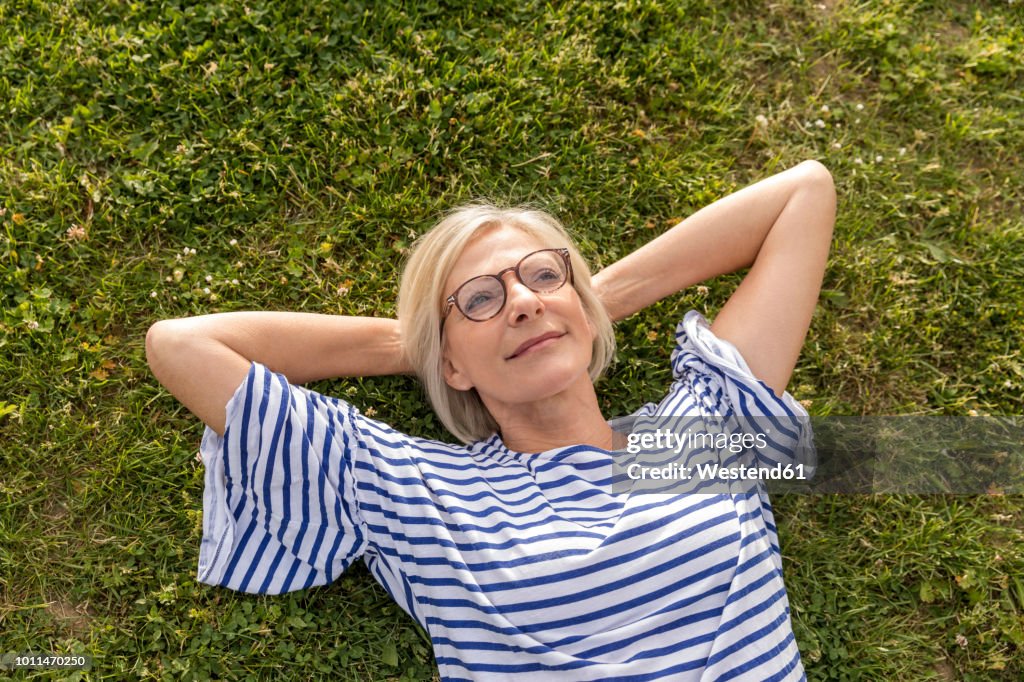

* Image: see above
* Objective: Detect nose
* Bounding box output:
[501,272,544,324]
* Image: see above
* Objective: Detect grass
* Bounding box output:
[1,0,1022,679]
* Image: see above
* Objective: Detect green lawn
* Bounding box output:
[2,0,1022,679]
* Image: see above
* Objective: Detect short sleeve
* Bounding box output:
[196,362,369,594]
[668,310,816,475]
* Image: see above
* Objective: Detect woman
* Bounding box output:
[146,159,835,680]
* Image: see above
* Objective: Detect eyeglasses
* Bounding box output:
[440,248,573,335]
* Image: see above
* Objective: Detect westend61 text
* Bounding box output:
[626,462,808,481]
[625,428,769,455]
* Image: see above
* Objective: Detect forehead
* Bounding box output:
[445,225,548,291]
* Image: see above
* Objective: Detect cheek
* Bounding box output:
[442,337,475,391]
[444,333,470,370]
[572,297,596,341]
[446,323,497,370]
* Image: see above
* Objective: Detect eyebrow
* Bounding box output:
[457,249,546,279]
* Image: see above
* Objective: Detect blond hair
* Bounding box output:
[397,203,615,443]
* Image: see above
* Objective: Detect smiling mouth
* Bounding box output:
[507,332,565,360]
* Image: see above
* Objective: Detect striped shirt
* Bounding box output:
[197,310,812,681]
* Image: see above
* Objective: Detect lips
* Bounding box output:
[507,331,565,360]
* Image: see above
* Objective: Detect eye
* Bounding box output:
[463,289,498,313]
[526,266,563,289]
[533,267,561,282]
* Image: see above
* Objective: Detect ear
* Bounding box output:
[442,350,474,391]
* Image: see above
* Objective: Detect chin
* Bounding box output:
[506,361,592,402]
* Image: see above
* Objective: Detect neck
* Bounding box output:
[485,373,616,453]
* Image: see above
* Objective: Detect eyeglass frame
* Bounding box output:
[439,247,574,338]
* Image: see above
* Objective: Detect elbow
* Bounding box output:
[145,319,186,378]
[146,319,171,359]
[145,320,170,380]
[796,159,837,228]
[797,159,834,189]
[797,160,836,200]
[145,321,162,366]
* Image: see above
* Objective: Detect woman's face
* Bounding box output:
[441,225,596,410]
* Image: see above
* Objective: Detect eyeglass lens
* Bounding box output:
[457,250,568,320]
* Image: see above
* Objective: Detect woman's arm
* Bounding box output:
[146,313,409,436]
[592,159,835,395]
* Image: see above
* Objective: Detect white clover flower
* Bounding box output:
[205,275,213,283]
[150,291,158,298]
[855,103,864,111]
[27,320,39,330]
[229,238,238,246]
[899,147,907,156]
[189,247,197,256]
[755,114,768,126]
[875,155,884,163]
[832,142,842,150]
[820,104,830,113]
[815,119,826,129]
[165,276,172,283]
[235,261,244,269]
[203,287,211,295]
[209,293,218,302]
[231,279,240,286]
[183,246,190,255]
[854,158,863,165]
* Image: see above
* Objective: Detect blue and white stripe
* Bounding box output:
[198,310,811,680]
